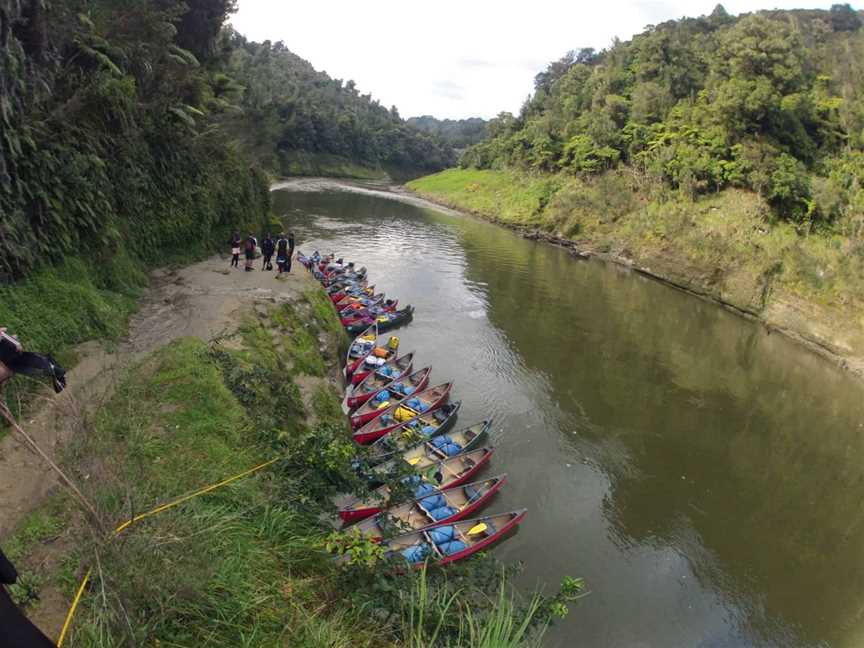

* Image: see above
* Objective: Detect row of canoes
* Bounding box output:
[301,252,527,568]
[298,252,415,335]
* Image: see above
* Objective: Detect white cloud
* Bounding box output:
[230,0,836,120]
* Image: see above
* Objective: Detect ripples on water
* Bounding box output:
[275,188,864,648]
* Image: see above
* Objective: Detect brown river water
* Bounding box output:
[273,183,864,648]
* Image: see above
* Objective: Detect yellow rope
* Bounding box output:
[56,568,91,647]
[56,457,280,644]
[114,457,279,534]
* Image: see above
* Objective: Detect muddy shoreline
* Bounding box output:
[273,176,864,383]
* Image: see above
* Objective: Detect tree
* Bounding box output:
[172,0,238,63]
[829,4,862,32]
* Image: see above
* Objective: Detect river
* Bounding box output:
[273,182,864,648]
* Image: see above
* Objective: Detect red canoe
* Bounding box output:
[382,510,527,567]
[352,382,453,444]
[351,475,507,538]
[337,446,495,523]
[331,282,371,304]
[336,292,385,312]
[349,367,432,429]
[347,353,414,410]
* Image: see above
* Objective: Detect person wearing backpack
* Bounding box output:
[243,234,257,272]
[275,234,290,275]
[261,234,275,271]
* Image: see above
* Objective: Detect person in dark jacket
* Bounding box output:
[243,234,257,272]
[0,547,56,647]
[260,234,275,271]
[286,232,296,273]
[275,234,289,275]
[228,232,241,268]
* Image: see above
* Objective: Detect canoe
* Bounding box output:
[324,266,366,286]
[338,295,397,317]
[347,353,414,410]
[351,475,507,539]
[346,306,414,335]
[336,446,495,523]
[349,366,432,429]
[348,337,402,387]
[368,415,483,466]
[333,286,377,305]
[341,299,398,321]
[338,296,396,315]
[330,281,370,302]
[344,324,378,379]
[352,383,453,445]
[328,281,356,297]
[381,510,527,567]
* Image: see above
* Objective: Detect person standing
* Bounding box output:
[261,234,275,271]
[229,232,241,268]
[286,232,296,273]
[275,233,289,275]
[243,233,257,272]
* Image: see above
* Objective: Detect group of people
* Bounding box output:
[229,232,296,274]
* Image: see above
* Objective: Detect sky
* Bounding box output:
[231,1,839,120]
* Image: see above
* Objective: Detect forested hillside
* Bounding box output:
[462,4,864,226]
[0,0,271,282]
[407,115,489,149]
[226,34,455,178]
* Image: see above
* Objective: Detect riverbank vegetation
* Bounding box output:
[411,5,864,372]
[0,0,272,414]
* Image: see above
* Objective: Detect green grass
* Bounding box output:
[408,168,564,226]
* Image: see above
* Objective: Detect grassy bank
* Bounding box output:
[6,286,578,646]
[408,168,864,375]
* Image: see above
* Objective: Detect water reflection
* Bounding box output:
[274,188,864,648]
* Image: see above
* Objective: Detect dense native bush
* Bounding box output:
[0,0,271,280]
[460,4,864,224]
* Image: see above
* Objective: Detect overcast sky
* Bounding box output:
[231,1,837,120]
